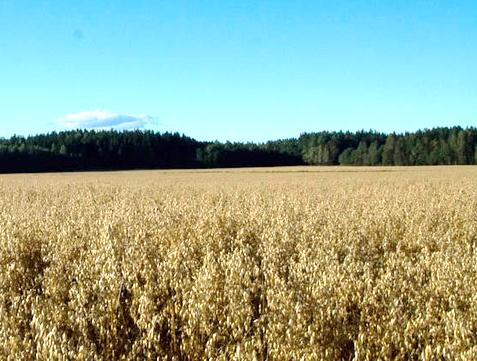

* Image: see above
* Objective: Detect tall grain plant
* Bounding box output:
[0,167,476,360]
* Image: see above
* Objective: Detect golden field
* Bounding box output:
[0,166,477,360]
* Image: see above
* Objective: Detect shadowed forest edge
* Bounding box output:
[1,127,477,172]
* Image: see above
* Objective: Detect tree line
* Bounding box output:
[299,127,477,166]
[0,127,476,172]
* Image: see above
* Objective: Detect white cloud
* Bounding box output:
[57,110,155,130]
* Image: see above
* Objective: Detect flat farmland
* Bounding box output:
[1,166,477,360]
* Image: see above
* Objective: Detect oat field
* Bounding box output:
[1,166,477,360]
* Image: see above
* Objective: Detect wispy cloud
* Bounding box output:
[57,110,155,130]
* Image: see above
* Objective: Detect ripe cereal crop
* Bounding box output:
[0,166,476,360]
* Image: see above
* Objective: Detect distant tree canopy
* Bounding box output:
[0,127,476,172]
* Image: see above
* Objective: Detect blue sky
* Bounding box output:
[0,0,476,142]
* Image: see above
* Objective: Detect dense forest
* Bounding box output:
[0,127,476,172]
